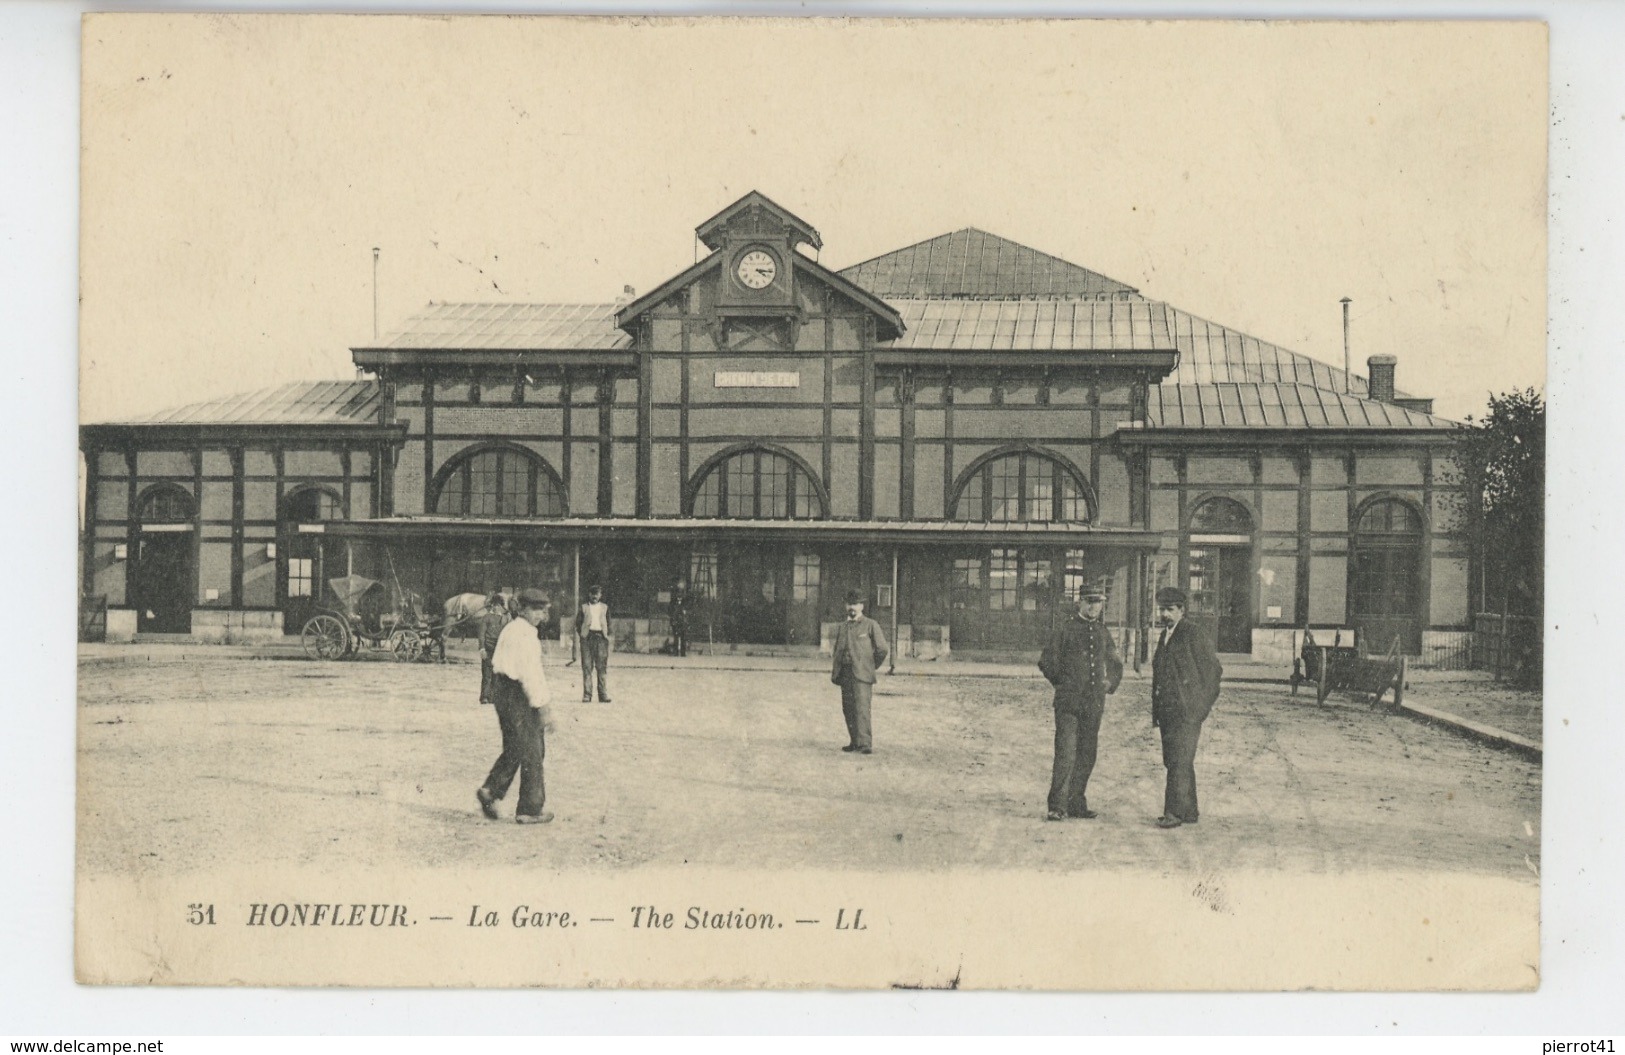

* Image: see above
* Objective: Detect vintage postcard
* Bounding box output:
[76,14,1547,989]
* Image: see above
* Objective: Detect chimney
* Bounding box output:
[1367,354,1397,403]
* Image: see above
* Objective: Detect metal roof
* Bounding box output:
[1147,383,1454,430]
[838,228,1138,299]
[375,302,631,351]
[114,380,380,425]
[881,296,1171,351]
[1159,304,1406,398]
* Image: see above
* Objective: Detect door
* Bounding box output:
[786,549,823,647]
[134,532,193,634]
[283,535,325,634]
[1350,546,1423,654]
[1188,545,1252,653]
[720,543,790,644]
[948,548,1058,651]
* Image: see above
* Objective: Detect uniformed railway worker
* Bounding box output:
[1038,586,1124,820]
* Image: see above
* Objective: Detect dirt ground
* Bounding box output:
[77,648,1542,881]
[1400,675,1544,743]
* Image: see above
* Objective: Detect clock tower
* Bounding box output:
[696,191,821,316]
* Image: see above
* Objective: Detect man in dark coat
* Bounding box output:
[476,592,511,706]
[1038,587,1124,821]
[1150,586,1224,829]
[668,580,690,658]
[830,589,889,754]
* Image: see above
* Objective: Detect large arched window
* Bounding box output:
[951,450,1092,523]
[1350,497,1425,652]
[1188,496,1252,536]
[690,447,825,519]
[138,484,194,523]
[432,446,565,518]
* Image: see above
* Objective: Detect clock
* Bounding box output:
[735,249,777,290]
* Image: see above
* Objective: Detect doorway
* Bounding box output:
[1187,544,1252,653]
[134,531,194,634]
[718,543,790,644]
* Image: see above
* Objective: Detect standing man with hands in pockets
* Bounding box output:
[476,588,558,826]
[1149,586,1223,829]
[831,589,888,755]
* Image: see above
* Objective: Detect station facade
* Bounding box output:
[81,192,1472,663]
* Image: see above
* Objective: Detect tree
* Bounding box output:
[1458,388,1544,685]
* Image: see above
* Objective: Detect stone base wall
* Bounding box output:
[1251,626,1474,669]
[192,609,284,645]
[105,608,137,643]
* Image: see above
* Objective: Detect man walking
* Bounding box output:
[476,588,557,825]
[1149,586,1223,829]
[476,591,511,706]
[576,584,612,703]
[830,589,888,754]
[669,580,690,658]
[1038,586,1123,821]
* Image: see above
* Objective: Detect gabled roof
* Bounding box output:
[108,380,380,425]
[695,190,822,252]
[374,302,632,351]
[839,228,1138,299]
[1158,304,1405,398]
[1147,383,1453,431]
[881,296,1170,351]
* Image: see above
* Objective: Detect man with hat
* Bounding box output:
[1150,586,1224,829]
[830,589,889,754]
[476,587,558,825]
[1038,584,1124,821]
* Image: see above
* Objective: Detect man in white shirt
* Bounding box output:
[476,588,557,825]
[575,584,612,703]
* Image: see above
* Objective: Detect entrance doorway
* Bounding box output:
[718,543,790,645]
[948,547,1058,651]
[1186,498,1255,654]
[134,532,193,633]
[1350,498,1424,654]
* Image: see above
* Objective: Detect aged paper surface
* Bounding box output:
[77,14,1547,990]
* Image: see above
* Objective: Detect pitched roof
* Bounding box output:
[1158,304,1405,398]
[882,296,1170,351]
[112,380,380,426]
[839,228,1138,299]
[375,302,631,351]
[1147,383,1453,430]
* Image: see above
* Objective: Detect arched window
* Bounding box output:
[1350,497,1425,652]
[286,487,342,522]
[951,451,1091,523]
[433,446,565,518]
[1188,496,1252,535]
[138,484,194,523]
[690,448,824,519]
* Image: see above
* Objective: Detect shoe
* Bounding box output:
[475,787,499,820]
[1183,817,1199,825]
[841,744,859,752]
[858,747,873,755]
[515,811,555,825]
[1155,815,1184,829]
[581,696,592,703]
[1045,810,1067,822]
[599,697,612,703]
[1071,809,1099,820]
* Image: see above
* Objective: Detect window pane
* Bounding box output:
[955,473,983,521]
[793,551,821,603]
[1059,478,1088,523]
[951,557,983,609]
[762,454,789,519]
[537,473,564,517]
[501,454,528,516]
[141,488,193,523]
[726,455,754,517]
[989,460,1021,522]
[689,548,718,599]
[1190,498,1251,533]
[693,473,720,517]
[1024,456,1054,522]
[1022,556,1052,611]
[1358,500,1421,535]
[469,452,500,516]
[988,548,1019,609]
[436,469,466,515]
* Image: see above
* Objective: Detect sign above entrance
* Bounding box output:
[714,371,800,389]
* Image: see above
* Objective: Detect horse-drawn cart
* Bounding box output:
[300,573,439,662]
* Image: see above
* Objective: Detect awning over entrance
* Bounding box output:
[301,516,1167,550]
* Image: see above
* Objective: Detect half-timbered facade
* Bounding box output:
[81,192,1470,663]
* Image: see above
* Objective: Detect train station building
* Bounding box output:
[80,192,1472,663]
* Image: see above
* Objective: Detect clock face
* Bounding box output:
[736,250,778,290]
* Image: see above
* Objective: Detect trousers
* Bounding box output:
[1159,718,1204,822]
[839,678,873,749]
[479,657,494,705]
[581,632,609,699]
[481,675,547,817]
[1047,700,1104,815]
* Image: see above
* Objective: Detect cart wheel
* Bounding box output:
[391,629,424,663]
[302,615,349,661]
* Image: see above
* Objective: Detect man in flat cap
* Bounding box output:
[1150,586,1223,829]
[476,588,558,825]
[830,589,889,754]
[1038,585,1123,821]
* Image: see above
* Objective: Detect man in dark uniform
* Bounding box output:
[1038,586,1124,821]
[830,589,888,754]
[476,591,511,706]
[1149,586,1224,829]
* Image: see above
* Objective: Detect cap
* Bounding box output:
[516,587,551,609]
[1154,586,1187,607]
[844,589,866,605]
[1081,588,1107,602]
